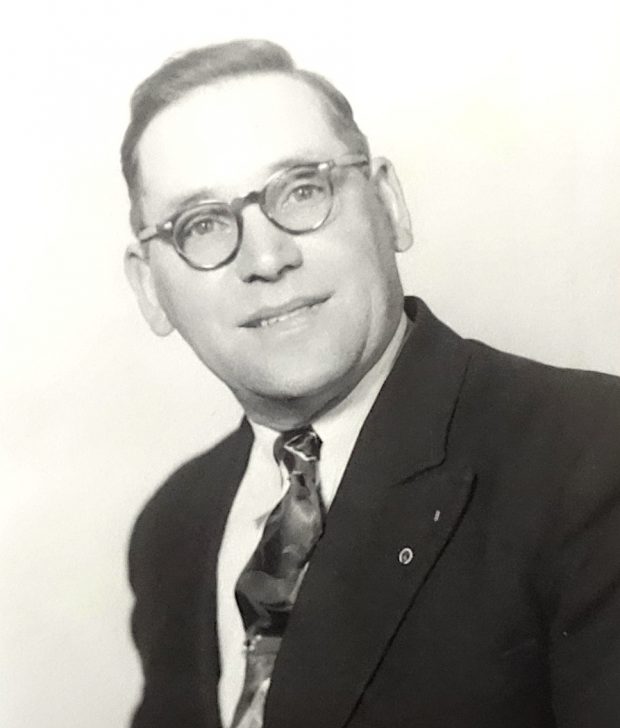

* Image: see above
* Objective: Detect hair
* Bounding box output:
[120,39,370,233]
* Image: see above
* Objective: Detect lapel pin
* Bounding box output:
[398,547,414,565]
[434,510,441,522]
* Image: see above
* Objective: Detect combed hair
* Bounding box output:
[120,39,369,232]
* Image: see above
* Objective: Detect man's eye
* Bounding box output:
[182,215,229,240]
[288,184,325,203]
[190,218,217,235]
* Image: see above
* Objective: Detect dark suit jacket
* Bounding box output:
[129,297,620,728]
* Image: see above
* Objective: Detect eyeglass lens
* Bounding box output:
[173,165,333,268]
[175,204,239,268]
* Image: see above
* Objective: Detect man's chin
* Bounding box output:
[235,364,359,422]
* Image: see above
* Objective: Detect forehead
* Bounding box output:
[136,73,348,217]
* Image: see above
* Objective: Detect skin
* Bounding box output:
[125,72,413,430]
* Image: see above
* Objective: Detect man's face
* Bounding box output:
[129,73,411,424]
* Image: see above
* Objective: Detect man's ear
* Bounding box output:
[370,157,413,252]
[124,243,175,336]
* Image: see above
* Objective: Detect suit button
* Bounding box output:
[398,547,414,565]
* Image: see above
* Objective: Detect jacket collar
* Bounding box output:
[342,296,472,485]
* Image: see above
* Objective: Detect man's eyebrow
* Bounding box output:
[166,188,219,213]
[263,153,326,176]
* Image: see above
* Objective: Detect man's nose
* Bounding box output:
[234,206,304,283]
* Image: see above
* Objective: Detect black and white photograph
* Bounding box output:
[2,2,619,727]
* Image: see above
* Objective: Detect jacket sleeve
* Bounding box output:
[546,381,620,727]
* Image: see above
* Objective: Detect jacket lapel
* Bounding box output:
[264,298,476,728]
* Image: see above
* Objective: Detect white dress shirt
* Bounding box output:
[216,313,408,727]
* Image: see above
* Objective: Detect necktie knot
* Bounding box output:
[274,427,322,472]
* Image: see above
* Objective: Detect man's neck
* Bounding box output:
[240,310,409,431]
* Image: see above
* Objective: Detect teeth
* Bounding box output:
[258,303,318,328]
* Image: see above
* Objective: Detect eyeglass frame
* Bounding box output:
[136,153,370,271]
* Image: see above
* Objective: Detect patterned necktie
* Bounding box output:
[231,427,324,728]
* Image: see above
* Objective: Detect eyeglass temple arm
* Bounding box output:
[334,153,369,169]
[138,220,173,244]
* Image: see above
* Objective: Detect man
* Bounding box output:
[122,40,620,728]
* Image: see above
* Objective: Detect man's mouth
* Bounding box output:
[242,296,330,329]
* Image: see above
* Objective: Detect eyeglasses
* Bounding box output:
[137,153,369,270]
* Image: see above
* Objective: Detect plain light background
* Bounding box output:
[1,1,619,726]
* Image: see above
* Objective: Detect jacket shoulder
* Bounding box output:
[128,421,251,592]
[454,339,620,522]
[464,338,620,435]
